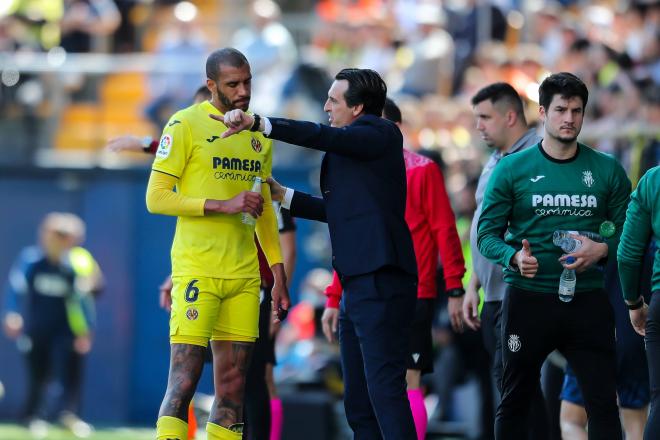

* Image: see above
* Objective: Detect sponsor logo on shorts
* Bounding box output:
[412,353,421,364]
[508,334,521,352]
[186,307,199,321]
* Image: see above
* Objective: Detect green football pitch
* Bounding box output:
[0,424,177,440]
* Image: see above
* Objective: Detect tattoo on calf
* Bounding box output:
[160,344,206,419]
[209,342,254,427]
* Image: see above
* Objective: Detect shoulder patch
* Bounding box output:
[156,134,172,159]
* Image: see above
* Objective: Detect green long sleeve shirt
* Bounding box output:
[477,143,631,294]
[618,166,660,301]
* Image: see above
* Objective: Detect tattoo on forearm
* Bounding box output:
[159,343,206,419]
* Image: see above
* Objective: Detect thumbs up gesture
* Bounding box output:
[514,239,539,278]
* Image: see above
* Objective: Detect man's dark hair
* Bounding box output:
[335,68,387,116]
[382,97,402,124]
[206,48,249,80]
[194,85,211,100]
[538,72,589,110]
[471,82,525,119]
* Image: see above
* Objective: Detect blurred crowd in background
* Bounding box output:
[0,0,658,438]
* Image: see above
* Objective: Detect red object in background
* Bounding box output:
[324,150,466,307]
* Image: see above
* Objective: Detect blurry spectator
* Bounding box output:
[59,0,120,53]
[232,0,297,115]
[446,0,506,93]
[2,0,64,51]
[145,8,207,129]
[399,3,454,97]
[2,212,103,438]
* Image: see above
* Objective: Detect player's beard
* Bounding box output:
[548,124,580,144]
[217,87,250,112]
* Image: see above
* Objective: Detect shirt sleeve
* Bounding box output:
[618,169,654,301]
[324,271,343,308]
[420,163,465,290]
[255,139,283,267]
[145,170,206,216]
[604,161,632,262]
[3,248,33,317]
[477,159,518,269]
[152,113,191,178]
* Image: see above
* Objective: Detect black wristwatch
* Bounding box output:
[626,297,645,310]
[250,114,261,132]
[447,288,465,298]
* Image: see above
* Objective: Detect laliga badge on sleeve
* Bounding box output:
[156,134,173,159]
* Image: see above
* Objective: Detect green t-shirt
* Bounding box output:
[477,142,631,294]
[618,166,660,300]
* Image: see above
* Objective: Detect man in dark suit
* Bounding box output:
[215,68,418,439]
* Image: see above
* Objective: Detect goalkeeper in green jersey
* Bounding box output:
[477,72,631,440]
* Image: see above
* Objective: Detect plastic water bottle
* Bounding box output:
[241,176,262,226]
[558,256,577,303]
[553,230,605,253]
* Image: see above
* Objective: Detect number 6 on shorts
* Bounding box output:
[185,279,200,303]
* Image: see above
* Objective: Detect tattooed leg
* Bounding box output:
[158,343,206,420]
[209,340,254,428]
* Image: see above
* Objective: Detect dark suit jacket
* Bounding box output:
[268,114,417,278]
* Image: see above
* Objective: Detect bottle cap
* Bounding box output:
[565,256,576,264]
[599,221,616,238]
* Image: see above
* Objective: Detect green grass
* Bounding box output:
[0,423,166,440]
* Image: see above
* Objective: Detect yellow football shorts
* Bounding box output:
[169,276,261,346]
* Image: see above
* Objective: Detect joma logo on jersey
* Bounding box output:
[212,157,262,173]
[532,194,597,208]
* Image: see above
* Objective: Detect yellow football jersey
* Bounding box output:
[152,100,280,279]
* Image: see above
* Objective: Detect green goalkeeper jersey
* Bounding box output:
[618,166,660,301]
[477,142,631,294]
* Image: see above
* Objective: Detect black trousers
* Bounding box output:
[482,300,550,440]
[339,266,417,439]
[23,331,82,420]
[645,290,660,440]
[244,287,274,440]
[495,286,621,440]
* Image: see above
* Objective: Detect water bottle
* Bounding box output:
[553,230,605,253]
[558,256,577,303]
[241,176,262,226]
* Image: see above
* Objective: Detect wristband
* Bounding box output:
[250,114,261,132]
[626,297,644,310]
[447,288,465,298]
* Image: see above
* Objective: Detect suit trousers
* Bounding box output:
[339,266,417,440]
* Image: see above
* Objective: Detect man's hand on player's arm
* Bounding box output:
[270,264,290,323]
[266,176,286,203]
[204,191,264,217]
